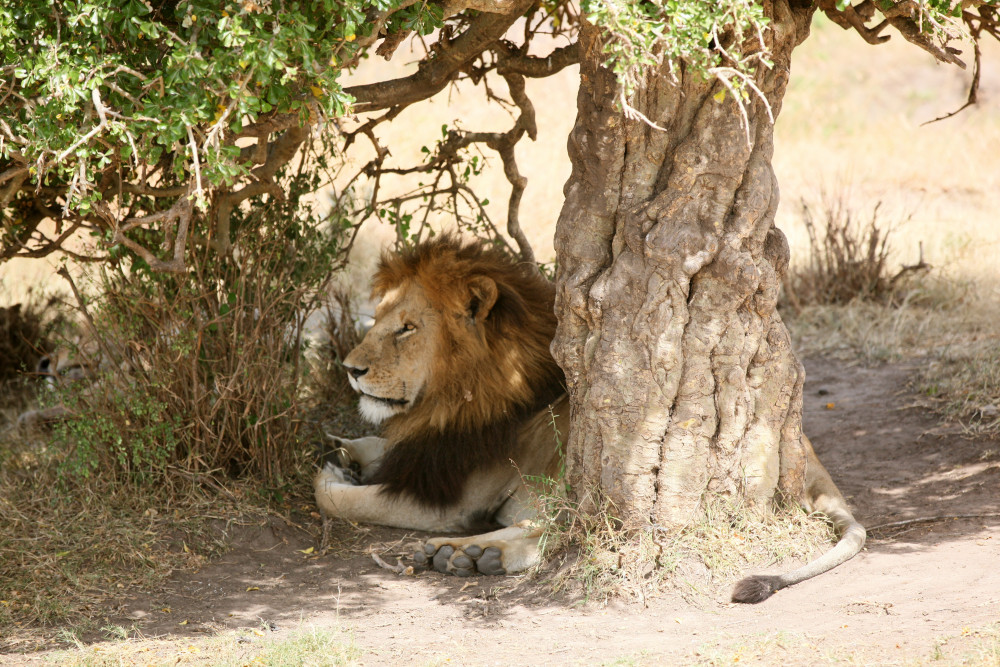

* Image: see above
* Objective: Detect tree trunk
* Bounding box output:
[553,1,817,527]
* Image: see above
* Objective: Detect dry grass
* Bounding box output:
[0,398,324,644]
[538,489,834,605]
[1,457,236,637]
[782,197,929,309]
[43,623,360,666]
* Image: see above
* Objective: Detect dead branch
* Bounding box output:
[887,241,930,288]
[922,15,984,125]
[371,550,415,575]
[56,266,138,375]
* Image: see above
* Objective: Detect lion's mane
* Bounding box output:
[367,237,565,509]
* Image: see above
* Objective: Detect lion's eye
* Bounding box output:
[396,323,416,335]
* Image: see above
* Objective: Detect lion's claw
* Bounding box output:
[418,542,507,577]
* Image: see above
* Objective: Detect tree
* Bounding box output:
[549,0,996,529]
[2,0,997,525]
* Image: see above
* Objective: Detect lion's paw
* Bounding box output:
[317,461,360,486]
[413,542,506,576]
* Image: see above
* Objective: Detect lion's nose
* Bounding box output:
[345,364,368,380]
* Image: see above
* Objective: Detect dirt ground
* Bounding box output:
[7,355,1000,666]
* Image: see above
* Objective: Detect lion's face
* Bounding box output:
[37,338,102,384]
[343,280,443,424]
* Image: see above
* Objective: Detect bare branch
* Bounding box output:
[120,182,188,197]
[820,0,968,67]
[113,195,193,273]
[215,125,309,254]
[922,37,981,125]
[817,0,890,45]
[496,72,536,263]
[0,168,27,208]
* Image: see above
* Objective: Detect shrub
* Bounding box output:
[783,198,929,310]
[50,173,346,486]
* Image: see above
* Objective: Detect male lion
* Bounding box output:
[315,236,567,576]
[315,237,864,599]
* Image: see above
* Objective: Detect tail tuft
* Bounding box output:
[731,574,782,604]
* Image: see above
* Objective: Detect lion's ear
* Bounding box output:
[467,275,498,323]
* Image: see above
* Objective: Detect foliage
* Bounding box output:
[0,0,444,271]
[581,0,773,98]
[3,0,993,270]
[580,0,992,116]
[0,0,434,211]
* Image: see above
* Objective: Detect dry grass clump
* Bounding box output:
[782,198,929,311]
[916,343,1000,437]
[46,623,361,666]
[539,490,834,604]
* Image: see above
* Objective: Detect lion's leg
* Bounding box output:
[413,522,544,577]
[17,405,71,428]
[323,434,390,480]
[314,463,468,532]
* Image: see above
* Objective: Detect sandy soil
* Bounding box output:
[6,355,1000,666]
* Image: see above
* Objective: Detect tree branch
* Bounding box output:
[113,195,193,273]
[215,125,309,254]
[497,42,580,77]
[346,0,533,113]
[819,0,968,67]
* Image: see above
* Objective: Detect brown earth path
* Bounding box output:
[8,356,1000,665]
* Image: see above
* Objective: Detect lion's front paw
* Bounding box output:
[317,434,363,481]
[413,542,506,577]
[317,461,360,487]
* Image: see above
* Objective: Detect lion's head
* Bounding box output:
[342,236,565,507]
[345,236,563,432]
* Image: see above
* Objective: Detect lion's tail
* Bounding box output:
[731,503,866,604]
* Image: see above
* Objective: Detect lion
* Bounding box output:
[315,236,865,598]
[315,236,567,576]
[16,335,104,428]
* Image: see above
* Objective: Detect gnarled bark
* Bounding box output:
[552,1,817,527]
